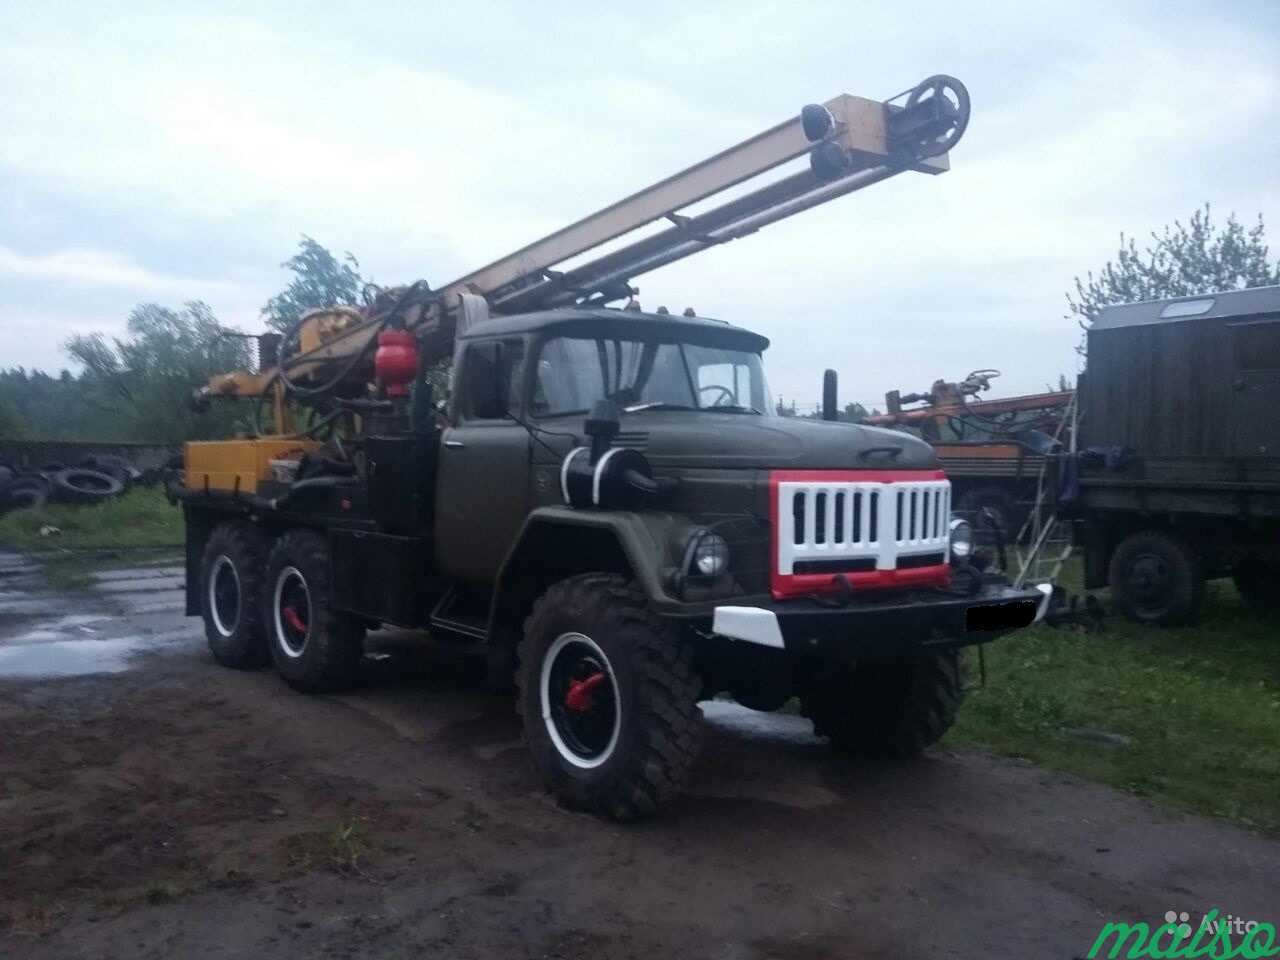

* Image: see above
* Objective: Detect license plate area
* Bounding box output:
[966,600,1037,632]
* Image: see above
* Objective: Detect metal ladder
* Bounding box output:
[1014,391,1079,589]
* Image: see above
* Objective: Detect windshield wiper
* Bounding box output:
[624,402,762,415]
[623,402,698,413]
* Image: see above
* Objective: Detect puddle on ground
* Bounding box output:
[0,636,153,679]
[700,700,823,747]
[6,614,111,646]
[91,565,184,582]
[93,577,185,594]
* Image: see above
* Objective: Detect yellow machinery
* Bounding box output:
[185,439,322,494]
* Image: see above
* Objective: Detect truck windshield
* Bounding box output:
[532,336,771,417]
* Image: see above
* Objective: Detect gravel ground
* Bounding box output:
[1,550,1277,959]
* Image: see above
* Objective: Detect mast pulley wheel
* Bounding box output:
[896,75,970,159]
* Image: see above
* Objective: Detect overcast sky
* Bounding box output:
[2,1,1277,410]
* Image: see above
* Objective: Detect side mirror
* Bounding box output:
[822,369,839,421]
[466,341,509,419]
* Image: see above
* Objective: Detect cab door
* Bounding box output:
[434,339,531,581]
[1229,318,1280,458]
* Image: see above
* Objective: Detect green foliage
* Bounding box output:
[1068,205,1280,329]
[0,488,182,550]
[0,368,99,441]
[950,566,1280,834]
[261,235,365,333]
[64,301,253,442]
[0,395,23,439]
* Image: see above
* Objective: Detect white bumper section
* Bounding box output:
[711,606,785,649]
[1032,582,1054,623]
[712,583,1056,649]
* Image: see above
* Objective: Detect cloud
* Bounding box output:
[0,245,238,297]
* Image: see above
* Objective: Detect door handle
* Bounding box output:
[444,439,465,449]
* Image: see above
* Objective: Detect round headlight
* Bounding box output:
[690,531,730,577]
[949,517,974,559]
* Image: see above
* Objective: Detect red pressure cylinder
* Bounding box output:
[375,330,420,397]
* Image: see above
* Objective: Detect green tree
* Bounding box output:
[0,395,22,439]
[65,301,252,442]
[1068,206,1280,337]
[262,235,365,333]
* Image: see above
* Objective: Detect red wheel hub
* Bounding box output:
[564,672,605,713]
[282,606,308,634]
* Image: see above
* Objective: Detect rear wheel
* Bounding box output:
[1109,530,1203,626]
[264,530,365,692]
[200,522,269,669]
[517,574,702,820]
[802,652,964,758]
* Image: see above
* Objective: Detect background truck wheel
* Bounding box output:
[264,529,365,693]
[802,651,963,758]
[1109,529,1204,626]
[1233,557,1280,618]
[200,522,269,669]
[516,574,702,821]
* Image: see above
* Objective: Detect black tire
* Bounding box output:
[263,529,365,692]
[3,474,50,507]
[51,468,124,504]
[200,523,270,669]
[1109,529,1204,626]
[4,486,48,512]
[1233,558,1280,619]
[516,574,702,821]
[81,454,135,488]
[802,652,964,758]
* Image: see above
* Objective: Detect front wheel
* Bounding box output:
[263,530,365,692]
[517,574,702,821]
[802,652,964,758]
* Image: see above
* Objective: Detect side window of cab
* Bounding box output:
[461,339,526,421]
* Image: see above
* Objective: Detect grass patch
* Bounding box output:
[37,549,183,590]
[0,487,182,551]
[949,566,1280,833]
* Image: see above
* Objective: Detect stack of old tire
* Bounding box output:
[0,454,135,516]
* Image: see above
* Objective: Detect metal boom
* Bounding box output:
[267,74,971,383]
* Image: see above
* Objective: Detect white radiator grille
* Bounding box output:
[777,479,951,574]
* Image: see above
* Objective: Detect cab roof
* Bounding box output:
[460,306,770,353]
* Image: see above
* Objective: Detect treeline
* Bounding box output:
[0,238,364,443]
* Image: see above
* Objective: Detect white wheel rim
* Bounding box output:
[273,565,311,659]
[540,631,622,769]
[208,555,240,638]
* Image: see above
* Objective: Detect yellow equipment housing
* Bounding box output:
[184,439,322,494]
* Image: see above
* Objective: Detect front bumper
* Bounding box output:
[710,580,1051,660]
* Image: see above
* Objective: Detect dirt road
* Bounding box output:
[1,550,1276,959]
